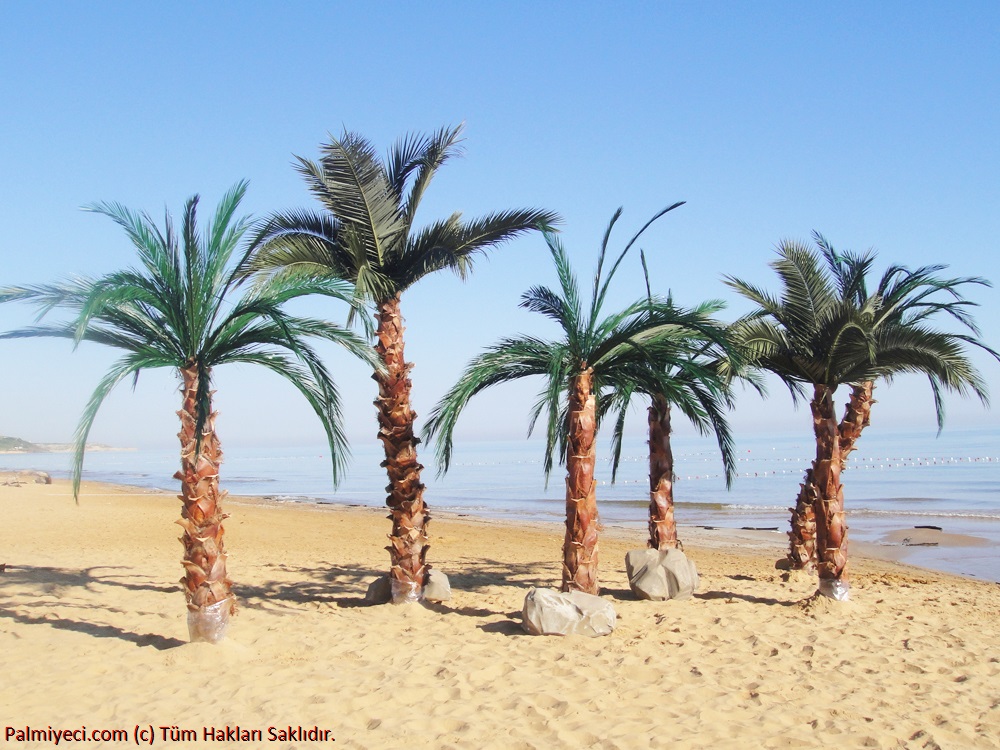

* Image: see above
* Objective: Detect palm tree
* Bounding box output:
[237,125,559,603]
[425,206,734,594]
[0,182,377,641]
[602,285,743,550]
[726,233,996,599]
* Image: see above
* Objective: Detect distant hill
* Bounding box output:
[0,436,44,452]
[0,437,128,453]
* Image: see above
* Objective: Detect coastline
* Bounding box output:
[3,427,997,584]
[3,475,999,748]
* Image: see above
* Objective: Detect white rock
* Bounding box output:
[521,587,616,637]
[625,548,699,601]
[423,569,452,602]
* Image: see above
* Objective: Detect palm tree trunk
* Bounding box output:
[374,293,430,603]
[174,362,234,642]
[785,469,818,572]
[810,383,850,599]
[839,381,874,458]
[784,381,874,572]
[563,367,600,594]
[647,394,679,550]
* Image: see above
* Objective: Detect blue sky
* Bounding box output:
[1,2,998,453]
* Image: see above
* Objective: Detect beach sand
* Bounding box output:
[2,475,998,749]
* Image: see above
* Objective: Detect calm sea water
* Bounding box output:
[4,427,998,582]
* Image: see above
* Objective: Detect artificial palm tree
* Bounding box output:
[237,125,559,603]
[602,284,743,550]
[726,233,995,599]
[425,206,734,594]
[0,182,377,641]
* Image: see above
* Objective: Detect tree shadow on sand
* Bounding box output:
[443,558,556,592]
[695,590,801,607]
[0,606,185,650]
[10,557,780,641]
[478,618,526,636]
[2,564,177,595]
[235,562,383,610]
[235,558,556,619]
[1,564,186,649]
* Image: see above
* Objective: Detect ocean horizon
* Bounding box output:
[4,426,998,583]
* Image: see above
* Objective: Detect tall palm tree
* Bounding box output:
[237,125,559,603]
[0,182,377,641]
[726,233,996,599]
[425,206,733,594]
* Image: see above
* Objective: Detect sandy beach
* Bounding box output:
[2,475,998,749]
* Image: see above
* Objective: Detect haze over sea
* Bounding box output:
[5,427,998,583]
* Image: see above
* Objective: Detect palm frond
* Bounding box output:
[224,348,351,482]
[297,134,406,267]
[239,210,346,279]
[396,124,465,229]
[606,384,633,484]
[533,229,583,351]
[519,284,577,331]
[424,336,558,474]
[397,207,560,291]
[82,200,174,283]
[238,126,557,343]
[591,202,685,328]
[71,353,150,499]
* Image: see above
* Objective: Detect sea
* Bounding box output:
[4,427,998,583]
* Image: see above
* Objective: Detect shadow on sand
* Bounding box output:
[1,559,806,647]
[0,557,558,644]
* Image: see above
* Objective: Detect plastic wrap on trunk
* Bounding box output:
[818,578,850,601]
[391,578,421,604]
[187,598,233,642]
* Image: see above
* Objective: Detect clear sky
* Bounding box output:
[1,2,998,454]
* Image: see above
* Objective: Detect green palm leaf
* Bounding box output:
[1,184,371,495]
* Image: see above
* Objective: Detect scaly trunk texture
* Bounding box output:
[647,394,679,550]
[839,381,875,458]
[174,362,234,642]
[785,468,818,571]
[374,293,430,603]
[563,367,600,594]
[784,381,875,572]
[810,383,850,599]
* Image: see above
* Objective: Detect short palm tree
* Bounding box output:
[726,233,996,599]
[237,125,559,603]
[425,206,734,594]
[0,182,377,641]
[602,284,742,550]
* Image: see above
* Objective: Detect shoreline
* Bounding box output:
[3,475,1000,748]
[2,429,998,585]
[7,471,996,584]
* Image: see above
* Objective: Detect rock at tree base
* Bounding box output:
[364,576,392,604]
[521,588,616,637]
[423,569,451,602]
[625,548,699,601]
[364,570,452,604]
